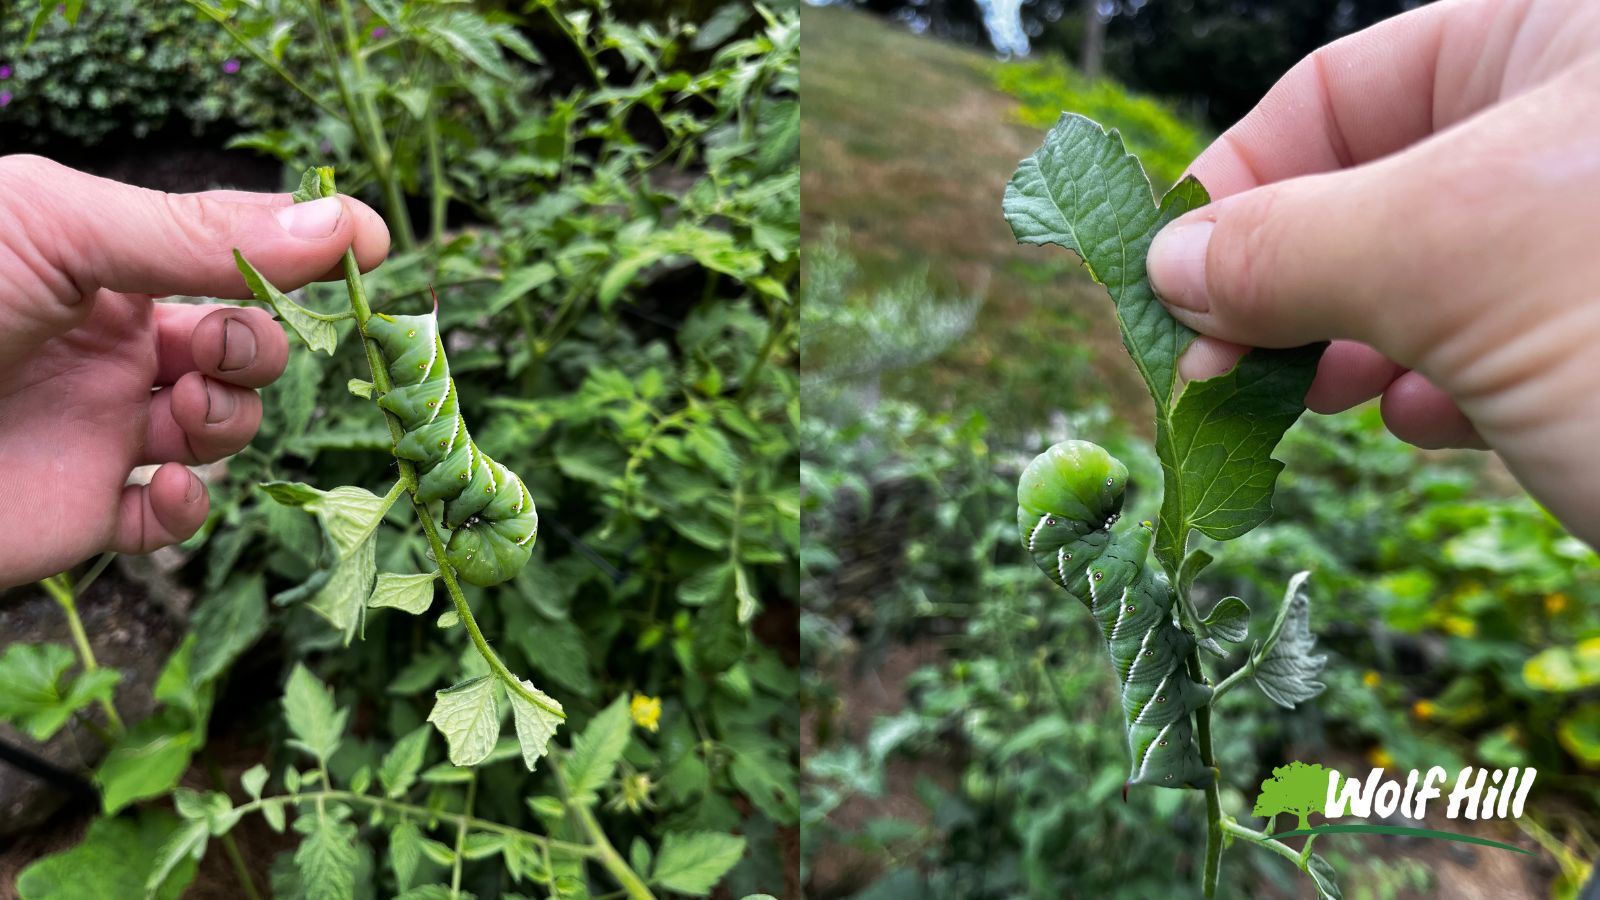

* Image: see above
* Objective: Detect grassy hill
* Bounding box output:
[802,3,1158,437]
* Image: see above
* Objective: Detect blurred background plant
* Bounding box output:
[0,1,798,897]
[799,4,1600,898]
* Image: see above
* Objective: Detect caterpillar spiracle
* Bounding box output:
[366,309,538,587]
[1018,440,1214,790]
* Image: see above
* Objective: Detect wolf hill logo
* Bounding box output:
[1249,761,1537,855]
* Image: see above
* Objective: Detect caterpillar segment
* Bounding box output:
[1018,440,1214,790]
[365,310,538,587]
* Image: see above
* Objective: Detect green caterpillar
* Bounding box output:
[366,309,537,587]
[1018,440,1214,790]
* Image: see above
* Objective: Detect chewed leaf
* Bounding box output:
[1254,572,1327,709]
[1201,596,1250,645]
[367,571,439,615]
[234,251,338,355]
[508,678,563,772]
[427,675,500,766]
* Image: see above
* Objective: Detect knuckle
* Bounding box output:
[158,191,234,275]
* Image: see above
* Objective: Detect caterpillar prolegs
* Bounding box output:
[1017,440,1214,790]
[366,310,538,587]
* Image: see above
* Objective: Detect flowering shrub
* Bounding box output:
[0,1,298,149]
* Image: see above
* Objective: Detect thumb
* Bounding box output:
[1147,159,1430,360]
[0,155,388,303]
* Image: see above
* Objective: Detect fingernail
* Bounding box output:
[186,471,204,504]
[205,380,237,424]
[1148,219,1214,312]
[219,318,256,372]
[273,196,343,239]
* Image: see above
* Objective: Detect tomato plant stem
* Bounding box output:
[549,750,657,900]
[338,239,561,720]
[1168,551,1222,897]
[203,750,265,900]
[450,773,476,898]
[306,0,416,250]
[1220,819,1308,867]
[234,789,597,857]
[40,573,125,737]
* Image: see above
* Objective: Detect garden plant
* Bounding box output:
[4,1,798,898]
[1003,112,1334,898]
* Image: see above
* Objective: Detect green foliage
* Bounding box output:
[15,810,198,900]
[1210,407,1600,808]
[800,228,979,388]
[10,2,797,898]
[1,0,299,149]
[651,831,748,896]
[991,55,1209,188]
[1246,572,1328,709]
[0,641,119,741]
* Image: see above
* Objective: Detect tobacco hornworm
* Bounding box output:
[366,309,537,587]
[1018,440,1214,789]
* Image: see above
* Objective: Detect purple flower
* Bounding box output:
[372,26,387,39]
[0,92,11,108]
[222,58,241,75]
[0,66,11,80]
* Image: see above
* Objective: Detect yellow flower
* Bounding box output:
[630,693,661,733]
[1412,700,1437,720]
[1367,747,1394,769]
[1546,592,1571,615]
[1362,670,1382,689]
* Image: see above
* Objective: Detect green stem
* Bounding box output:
[74,552,116,596]
[308,0,415,250]
[621,408,693,512]
[183,1,346,121]
[548,752,656,900]
[450,774,476,898]
[574,803,654,900]
[338,228,561,721]
[735,298,788,403]
[40,574,125,737]
[425,99,449,245]
[204,751,265,900]
[538,3,603,86]
[334,0,408,238]
[1220,819,1303,866]
[1168,551,1221,897]
[240,789,594,856]
[1192,652,1222,897]
[419,504,562,718]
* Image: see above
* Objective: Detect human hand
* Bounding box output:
[0,155,389,588]
[1145,0,1600,545]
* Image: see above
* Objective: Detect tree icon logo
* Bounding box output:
[1252,761,1330,831]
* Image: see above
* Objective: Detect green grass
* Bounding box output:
[801,5,1212,438]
